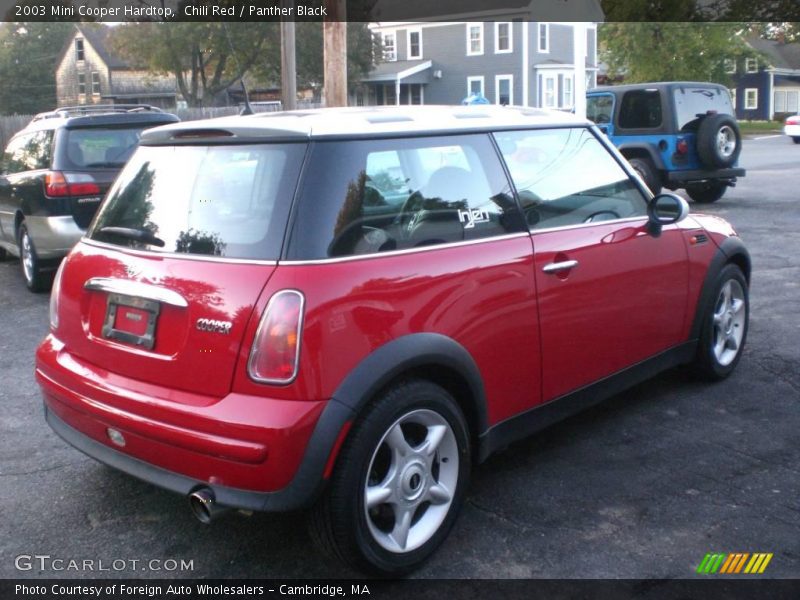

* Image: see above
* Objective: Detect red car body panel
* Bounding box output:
[531,219,689,401]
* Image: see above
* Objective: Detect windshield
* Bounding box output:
[88,143,306,260]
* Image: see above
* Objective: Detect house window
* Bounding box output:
[382,32,396,62]
[538,23,549,53]
[467,76,485,97]
[724,58,736,74]
[563,75,573,108]
[730,88,736,109]
[408,29,422,60]
[744,88,758,110]
[542,74,556,107]
[774,90,786,112]
[77,72,86,96]
[496,75,513,105]
[75,38,84,62]
[91,71,101,96]
[788,91,800,113]
[495,22,512,53]
[409,84,423,105]
[466,23,483,56]
[745,58,758,73]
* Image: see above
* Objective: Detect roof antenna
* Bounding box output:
[239,80,254,116]
[222,22,254,115]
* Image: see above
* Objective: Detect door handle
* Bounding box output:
[543,259,579,274]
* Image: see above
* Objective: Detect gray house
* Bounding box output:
[362,21,598,109]
[56,26,179,108]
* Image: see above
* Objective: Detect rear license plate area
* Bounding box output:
[102,293,160,350]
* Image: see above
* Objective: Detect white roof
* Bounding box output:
[141,105,590,143]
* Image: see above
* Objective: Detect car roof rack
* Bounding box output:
[32,104,164,122]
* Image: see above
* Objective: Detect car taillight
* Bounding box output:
[787,116,800,125]
[676,139,689,155]
[44,171,101,198]
[248,290,305,384]
[50,259,66,331]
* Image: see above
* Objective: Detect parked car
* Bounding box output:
[36,106,750,575]
[0,105,179,291]
[587,82,745,203]
[784,113,800,143]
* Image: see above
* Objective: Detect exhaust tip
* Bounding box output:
[188,488,215,524]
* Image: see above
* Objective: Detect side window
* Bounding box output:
[2,131,52,174]
[618,90,662,129]
[495,128,648,230]
[288,135,526,260]
[586,94,614,125]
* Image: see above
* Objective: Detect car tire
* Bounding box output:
[17,221,51,293]
[628,157,662,195]
[692,264,749,381]
[792,137,800,144]
[0,246,7,261]
[308,379,471,575]
[686,181,727,204]
[696,114,741,168]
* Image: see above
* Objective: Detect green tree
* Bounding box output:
[111,22,279,107]
[0,21,75,115]
[601,23,757,85]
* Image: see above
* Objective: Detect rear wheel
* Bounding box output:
[692,264,749,380]
[0,246,7,261]
[793,137,800,144]
[309,379,471,575]
[628,157,662,195]
[686,181,727,204]
[17,221,51,293]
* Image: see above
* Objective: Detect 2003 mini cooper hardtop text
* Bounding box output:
[36,106,750,575]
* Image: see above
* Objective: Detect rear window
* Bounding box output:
[672,87,734,131]
[61,126,154,169]
[88,143,305,260]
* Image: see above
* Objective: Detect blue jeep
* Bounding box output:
[587,82,745,203]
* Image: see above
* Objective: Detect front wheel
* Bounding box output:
[692,264,749,380]
[309,379,471,575]
[686,181,727,204]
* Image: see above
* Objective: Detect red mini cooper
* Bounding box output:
[36,106,750,574]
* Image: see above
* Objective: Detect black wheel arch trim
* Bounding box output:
[616,143,666,171]
[688,236,751,341]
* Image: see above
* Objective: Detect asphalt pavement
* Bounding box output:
[0,135,798,580]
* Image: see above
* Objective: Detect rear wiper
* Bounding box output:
[97,226,165,247]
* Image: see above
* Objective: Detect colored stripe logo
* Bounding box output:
[696,552,773,574]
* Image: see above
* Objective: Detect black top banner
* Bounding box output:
[1,0,799,22]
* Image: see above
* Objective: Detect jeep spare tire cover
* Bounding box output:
[696,114,741,168]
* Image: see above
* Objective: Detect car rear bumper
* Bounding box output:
[25,215,84,259]
[36,334,354,512]
[666,168,745,184]
[784,124,800,137]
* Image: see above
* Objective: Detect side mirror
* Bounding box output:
[646,193,689,237]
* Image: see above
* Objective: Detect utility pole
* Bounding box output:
[323,0,347,107]
[573,21,587,118]
[281,1,297,111]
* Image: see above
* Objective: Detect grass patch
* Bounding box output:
[738,120,782,135]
